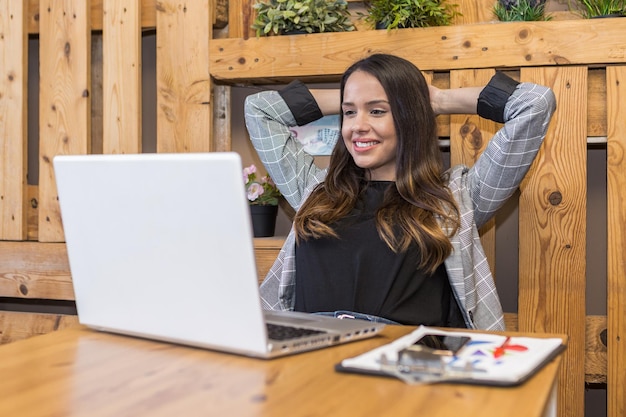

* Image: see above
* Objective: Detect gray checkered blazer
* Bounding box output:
[244,80,556,331]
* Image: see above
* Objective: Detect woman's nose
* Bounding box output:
[350,114,368,132]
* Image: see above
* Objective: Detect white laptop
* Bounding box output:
[53,152,385,358]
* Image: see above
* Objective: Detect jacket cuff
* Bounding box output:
[278,80,324,126]
[477,72,520,123]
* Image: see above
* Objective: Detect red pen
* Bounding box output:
[493,336,511,359]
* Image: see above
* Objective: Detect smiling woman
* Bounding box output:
[243,53,556,332]
[340,71,398,181]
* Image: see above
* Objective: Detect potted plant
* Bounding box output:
[244,164,282,237]
[360,0,461,30]
[568,0,626,19]
[568,0,625,17]
[493,0,552,21]
[251,0,356,36]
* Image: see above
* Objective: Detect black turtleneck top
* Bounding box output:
[294,181,466,327]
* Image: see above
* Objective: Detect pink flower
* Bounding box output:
[243,164,281,206]
[247,182,264,202]
[261,175,274,186]
[243,164,257,182]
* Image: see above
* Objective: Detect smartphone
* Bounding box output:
[410,333,471,356]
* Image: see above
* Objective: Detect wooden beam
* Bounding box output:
[585,315,609,385]
[606,65,626,417]
[213,85,232,152]
[27,0,156,33]
[453,0,497,25]
[227,0,247,39]
[588,68,607,138]
[0,0,28,241]
[27,0,228,34]
[0,311,79,344]
[0,242,73,300]
[209,19,626,84]
[102,0,142,154]
[38,1,91,242]
[518,66,588,417]
[156,0,212,153]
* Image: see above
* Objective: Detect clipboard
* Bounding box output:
[336,326,567,386]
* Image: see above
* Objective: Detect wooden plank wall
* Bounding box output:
[606,66,626,417]
[155,0,213,153]
[38,1,91,243]
[519,66,588,417]
[0,0,28,241]
[102,0,142,154]
[1,1,625,417]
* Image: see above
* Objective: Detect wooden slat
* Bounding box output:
[27,0,157,33]
[27,0,228,33]
[0,0,28,241]
[606,65,626,417]
[91,33,104,154]
[449,69,498,277]
[227,0,246,39]
[102,0,142,154]
[585,315,608,385]
[504,313,608,384]
[0,311,79,344]
[27,185,38,240]
[38,0,91,242]
[588,68,607,137]
[208,19,626,84]
[0,241,73,300]
[156,0,212,153]
[518,66,587,417]
[453,0,496,25]
[214,0,228,29]
[213,85,232,152]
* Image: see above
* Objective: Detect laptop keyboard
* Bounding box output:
[266,323,327,341]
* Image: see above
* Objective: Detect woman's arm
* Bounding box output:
[465,74,557,228]
[314,83,487,116]
[315,85,483,116]
[244,83,331,210]
[308,89,341,115]
[429,85,483,116]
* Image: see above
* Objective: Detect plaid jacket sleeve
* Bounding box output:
[467,80,557,228]
[445,78,556,330]
[244,87,329,211]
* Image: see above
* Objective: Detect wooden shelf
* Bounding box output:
[209,19,626,84]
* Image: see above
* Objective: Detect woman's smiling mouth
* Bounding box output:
[354,140,379,149]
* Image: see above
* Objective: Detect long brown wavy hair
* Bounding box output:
[294,54,460,274]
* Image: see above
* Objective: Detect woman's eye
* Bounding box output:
[371,109,386,115]
[343,109,355,116]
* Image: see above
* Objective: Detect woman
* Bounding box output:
[244,54,556,330]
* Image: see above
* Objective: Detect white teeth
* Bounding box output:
[355,141,376,148]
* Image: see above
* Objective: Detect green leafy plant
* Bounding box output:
[252,0,356,36]
[493,0,552,21]
[360,0,461,30]
[244,164,282,206]
[568,0,625,17]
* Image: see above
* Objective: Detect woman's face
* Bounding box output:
[341,70,398,181]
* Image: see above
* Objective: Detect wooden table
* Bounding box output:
[0,325,564,417]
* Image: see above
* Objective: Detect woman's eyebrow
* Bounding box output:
[342,99,389,107]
